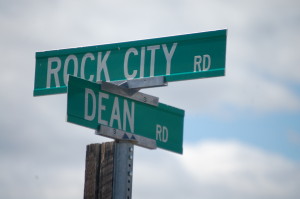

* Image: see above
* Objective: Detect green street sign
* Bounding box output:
[34,29,227,96]
[67,75,184,154]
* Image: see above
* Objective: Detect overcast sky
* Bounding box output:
[1,0,300,199]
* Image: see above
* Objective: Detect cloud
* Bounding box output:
[0,156,84,199]
[287,130,300,146]
[1,138,299,199]
[0,1,299,198]
[133,140,300,199]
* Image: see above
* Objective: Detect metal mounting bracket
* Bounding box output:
[100,81,159,106]
[95,125,157,150]
[97,76,167,107]
[115,76,168,89]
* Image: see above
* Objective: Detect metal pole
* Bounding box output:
[113,141,134,199]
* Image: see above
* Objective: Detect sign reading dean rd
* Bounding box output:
[67,76,184,154]
[34,29,227,96]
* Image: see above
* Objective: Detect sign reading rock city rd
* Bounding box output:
[67,76,185,154]
[34,29,227,96]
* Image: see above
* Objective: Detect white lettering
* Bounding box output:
[194,55,211,72]
[140,47,145,78]
[90,91,136,132]
[47,57,61,88]
[156,124,168,143]
[123,99,135,133]
[84,88,96,121]
[147,45,160,77]
[156,124,162,140]
[162,126,168,142]
[203,54,211,71]
[109,97,122,129]
[194,55,202,72]
[124,48,138,79]
[63,55,78,85]
[98,92,109,125]
[97,51,111,82]
[162,43,177,75]
[81,53,95,81]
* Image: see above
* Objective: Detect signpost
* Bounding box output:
[34,29,227,96]
[67,75,184,154]
[34,29,227,198]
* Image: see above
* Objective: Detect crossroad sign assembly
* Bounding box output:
[67,75,184,154]
[34,29,227,198]
[34,29,227,96]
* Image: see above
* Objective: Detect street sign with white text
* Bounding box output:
[34,29,227,96]
[67,76,184,154]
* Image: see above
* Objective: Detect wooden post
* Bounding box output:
[84,141,134,199]
[84,142,115,199]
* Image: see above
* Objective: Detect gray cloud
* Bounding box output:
[133,140,300,199]
[0,0,299,198]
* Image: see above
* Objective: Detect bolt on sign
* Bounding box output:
[67,75,185,154]
[34,29,227,96]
